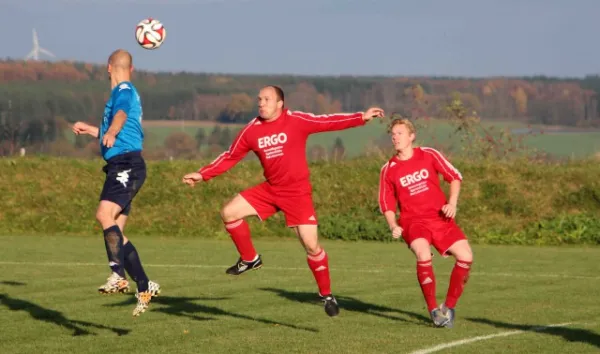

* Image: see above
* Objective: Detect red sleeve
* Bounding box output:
[421,147,463,183]
[288,110,365,134]
[198,121,253,181]
[378,162,397,213]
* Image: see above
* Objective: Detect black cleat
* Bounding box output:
[320,294,340,317]
[225,255,263,275]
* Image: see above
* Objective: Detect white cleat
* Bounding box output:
[98,272,129,294]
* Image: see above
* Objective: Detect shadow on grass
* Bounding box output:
[0,281,26,286]
[0,293,130,336]
[467,317,600,349]
[106,295,318,333]
[260,287,432,326]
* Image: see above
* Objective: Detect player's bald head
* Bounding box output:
[108,49,132,69]
[262,85,284,102]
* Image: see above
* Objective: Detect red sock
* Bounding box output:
[224,219,257,262]
[445,260,472,308]
[307,249,331,296]
[416,260,438,312]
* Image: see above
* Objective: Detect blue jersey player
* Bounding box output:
[72,49,160,317]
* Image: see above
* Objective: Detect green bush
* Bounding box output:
[1,156,599,245]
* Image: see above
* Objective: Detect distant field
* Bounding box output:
[62,119,600,159]
[142,120,230,128]
[309,119,600,159]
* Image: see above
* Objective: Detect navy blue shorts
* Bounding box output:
[99,151,146,216]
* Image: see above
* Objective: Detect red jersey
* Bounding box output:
[199,108,365,194]
[378,147,463,221]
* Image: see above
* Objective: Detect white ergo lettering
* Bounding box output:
[400,169,429,187]
[258,133,288,149]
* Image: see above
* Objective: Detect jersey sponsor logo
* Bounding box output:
[258,132,287,149]
[400,169,429,187]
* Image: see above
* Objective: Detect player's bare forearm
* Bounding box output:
[89,126,100,138]
[448,180,461,206]
[106,110,127,136]
[384,210,399,230]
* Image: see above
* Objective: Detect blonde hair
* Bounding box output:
[387,118,416,135]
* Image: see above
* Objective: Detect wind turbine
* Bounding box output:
[25,28,56,61]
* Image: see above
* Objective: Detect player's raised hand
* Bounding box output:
[391,225,403,239]
[362,107,385,122]
[182,172,203,187]
[441,203,457,219]
[102,132,116,148]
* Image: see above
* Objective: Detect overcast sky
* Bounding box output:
[2,0,598,77]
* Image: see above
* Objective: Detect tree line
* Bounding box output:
[1,59,599,159]
[2,59,600,127]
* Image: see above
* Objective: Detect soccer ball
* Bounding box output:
[135,18,166,49]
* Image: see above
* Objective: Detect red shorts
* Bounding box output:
[400,218,467,257]
[239,182,318,227]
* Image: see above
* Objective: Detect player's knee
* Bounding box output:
[220,203,238,222]
[304,243,321,256]
[410,239,431,261]
[452,241,473,262]
[95,209,112,226]
[414,250,432,262]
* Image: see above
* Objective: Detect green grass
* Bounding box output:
[2,156,599,244]
[0,235,598,353]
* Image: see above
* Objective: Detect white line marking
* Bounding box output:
[0,261,599,280]
[410,322,576,354]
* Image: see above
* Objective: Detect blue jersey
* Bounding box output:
[100,81,144,161]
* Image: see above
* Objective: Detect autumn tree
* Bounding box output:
[217,93,254,123]
[511,86,528,115]
[164,131,197,159]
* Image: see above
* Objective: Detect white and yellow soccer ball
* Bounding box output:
[135,18,166,50]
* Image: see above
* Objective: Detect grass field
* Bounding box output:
[1,235,598,353]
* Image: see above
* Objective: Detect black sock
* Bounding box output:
[123,241,149,292]
[103,225,126,278]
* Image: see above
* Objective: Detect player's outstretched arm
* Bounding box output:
[289,106,384,134]
[182,172,203,187]
[361,107,385,122]
[72,122,100,139]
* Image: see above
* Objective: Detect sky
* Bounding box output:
[1,0,599,77]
